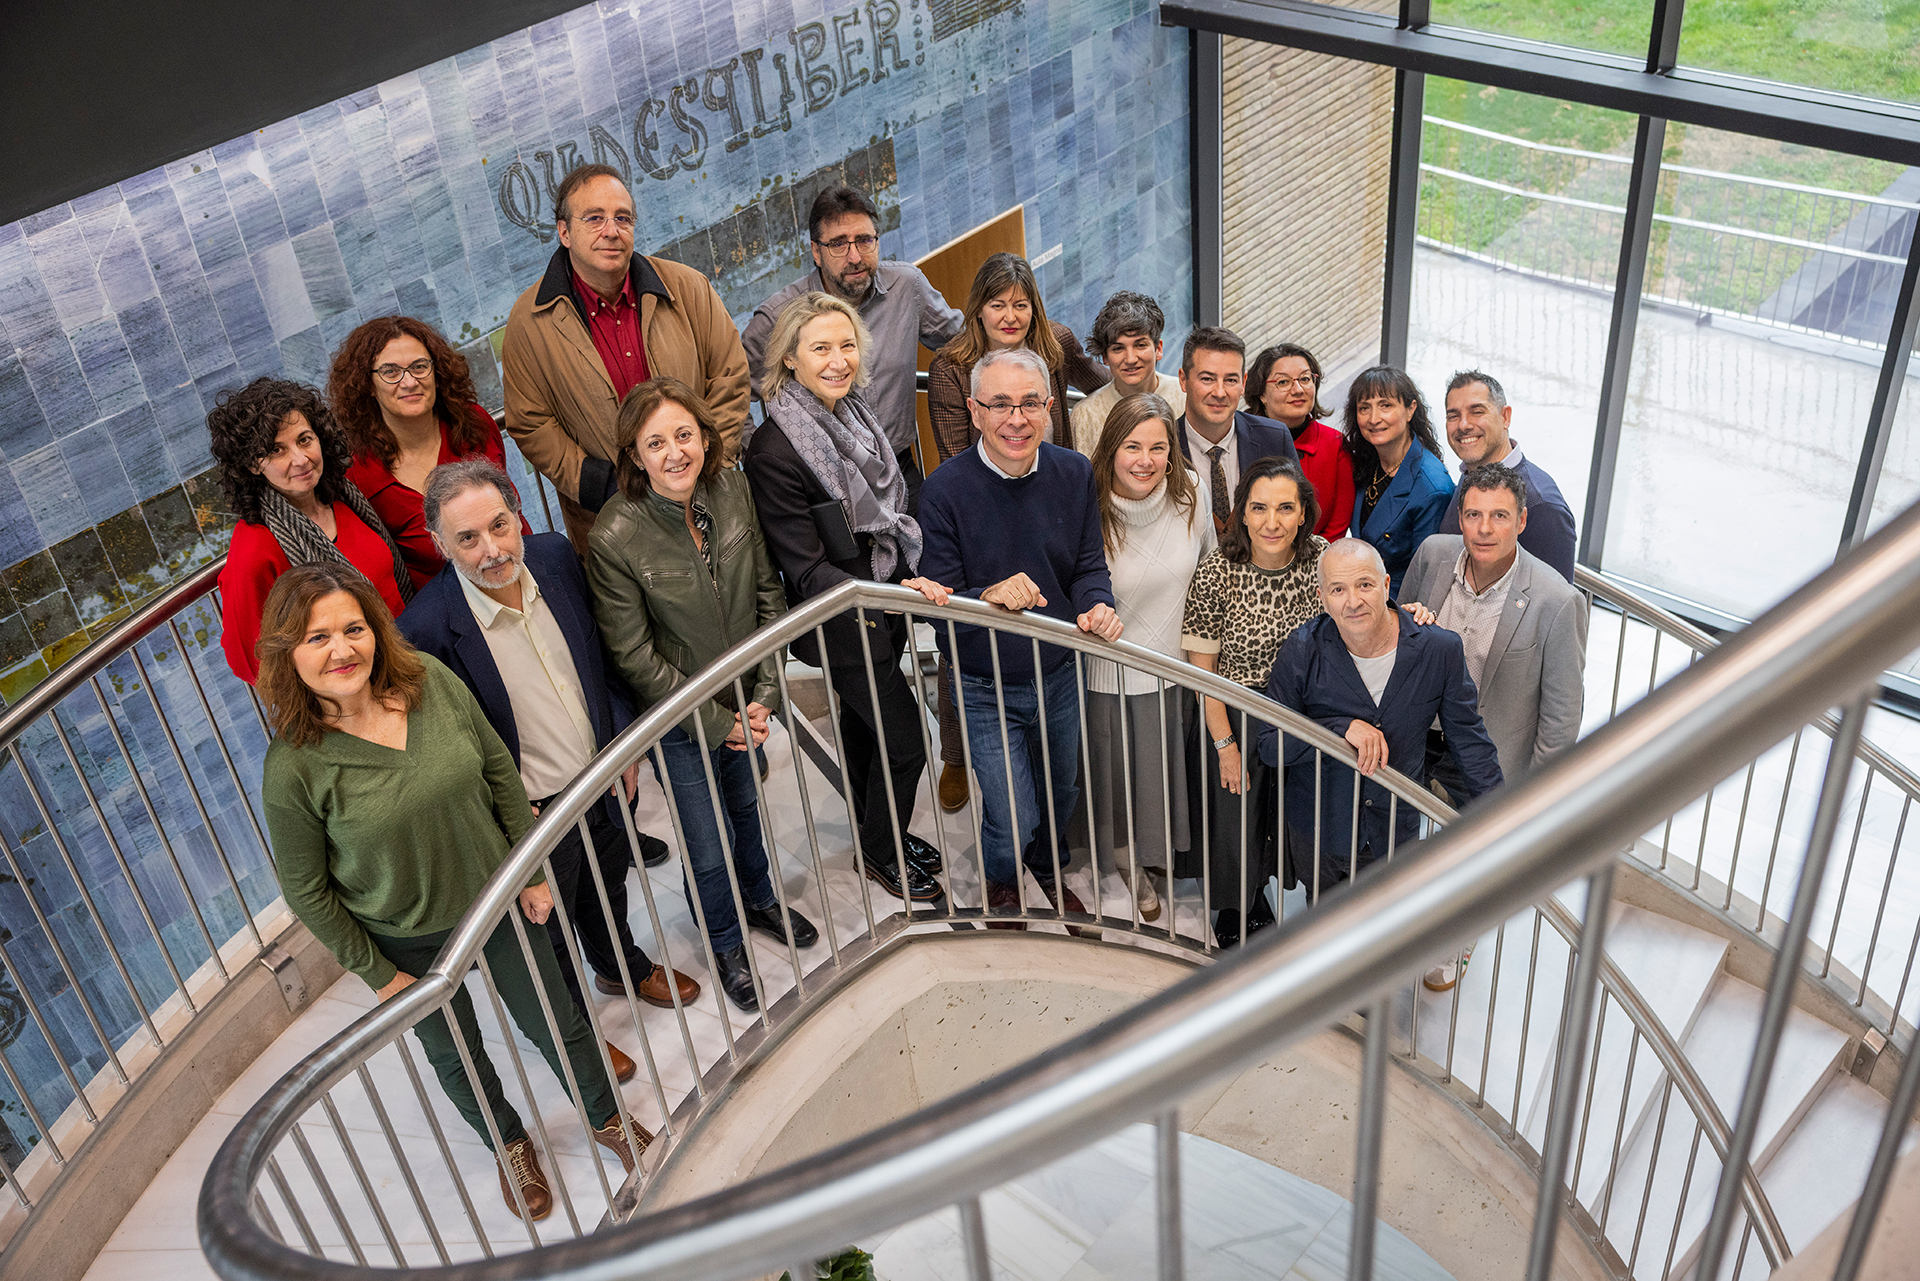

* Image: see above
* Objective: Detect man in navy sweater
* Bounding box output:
[918,348,1122,928]
[1256,538,1502,894]
[1438,370,1577,583]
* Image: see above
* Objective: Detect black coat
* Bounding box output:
[742,411,904,670]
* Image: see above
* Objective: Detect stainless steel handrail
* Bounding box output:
[196,472,1920,1281]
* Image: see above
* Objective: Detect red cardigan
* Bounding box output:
[218,508,409,683]
[1293,419,1356,539]
[344,406,529,591]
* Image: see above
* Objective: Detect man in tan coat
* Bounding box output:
[502,163,749,549]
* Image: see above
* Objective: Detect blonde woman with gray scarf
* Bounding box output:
[743,292,952,906]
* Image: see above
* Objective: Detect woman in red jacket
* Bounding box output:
[330,315,527,591]
[211,378,411,683]
[1246,342,1355,539]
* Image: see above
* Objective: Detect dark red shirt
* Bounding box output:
[573,267,650,399]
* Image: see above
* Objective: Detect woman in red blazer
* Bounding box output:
[210,378,411,683]
[1246,342,1355,539]
[330,315,528,591]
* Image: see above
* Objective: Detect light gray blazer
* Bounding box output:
[1402,536,1588,782]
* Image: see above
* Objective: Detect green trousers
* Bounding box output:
[369,913,619,1152]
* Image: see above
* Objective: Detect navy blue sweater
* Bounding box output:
[918,442,1114,682]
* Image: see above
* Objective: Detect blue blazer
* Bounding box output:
[1174,410,1301,477]
[398,533,634,822]
[1256,610,1501,857]
[1438,452,1578,585]
[1353,438,1452,596]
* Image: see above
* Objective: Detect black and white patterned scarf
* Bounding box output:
[769,380,921,581]
[259,481,415,606]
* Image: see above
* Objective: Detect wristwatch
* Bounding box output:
[1212,732,1236,751]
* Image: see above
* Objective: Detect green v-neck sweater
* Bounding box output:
[263,655,542,989]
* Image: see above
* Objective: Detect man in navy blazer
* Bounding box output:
[1257,538,1502,893]
[400,460,699,1021]
[1173,326,1299,535]
[1438,370,1577,583]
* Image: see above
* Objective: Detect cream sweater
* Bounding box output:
[1088,473,1215,695]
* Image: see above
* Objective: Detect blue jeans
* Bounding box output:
[955,666,1081,887]
[653,726,777,953]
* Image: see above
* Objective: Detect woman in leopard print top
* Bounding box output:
[1178,456,1327,945]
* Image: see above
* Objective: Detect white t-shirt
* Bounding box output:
[1350,648,1396,706]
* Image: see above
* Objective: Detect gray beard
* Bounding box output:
[457,554,524,593]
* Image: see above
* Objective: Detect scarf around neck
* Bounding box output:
[260,480,415,606]
[770,380,922,581]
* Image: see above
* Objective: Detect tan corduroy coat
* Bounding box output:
[502,245,749,548]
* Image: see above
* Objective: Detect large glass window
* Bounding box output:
[1680,0,1920,107]
[1411,80,1636,523]
[1428,0,1651,59]
[1600,125,1912,618]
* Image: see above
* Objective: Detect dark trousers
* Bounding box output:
[897,447,923,517]
[534,797,656,1012]
[370,915,620,1152]
[832,614,928,867]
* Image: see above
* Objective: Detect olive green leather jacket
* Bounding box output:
[586,471,787,746]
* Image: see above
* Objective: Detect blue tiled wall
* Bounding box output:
[0,0,1192,1149]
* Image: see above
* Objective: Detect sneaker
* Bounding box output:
[496,1136,553,1220]
[1129,871,1163,922]
[1423,945,1474,992]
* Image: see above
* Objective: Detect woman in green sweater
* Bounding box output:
[257,564,646,1222]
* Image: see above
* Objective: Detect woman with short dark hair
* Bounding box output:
[258,565,644,1223]
[1178,457,1327,947]
[330,314,528,589]
[209,376,411,683]
[588,377,819,1013]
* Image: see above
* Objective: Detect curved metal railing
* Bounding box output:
[0,560,282,1244]
[199,510,1920,1279]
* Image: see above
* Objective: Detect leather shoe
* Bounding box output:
[902,833,945,878]
[1032,878,1095,938]
[596,965,701,1008]
[714,944,758,1011]
[591,1114,653,1174]
[985,879,1025,931]
[939,763,969,812]
[865,853,943,902]
[744,902,819,949]
[637,831,671,868]
[604,1040,636,1083]
[496,1136,552,1221]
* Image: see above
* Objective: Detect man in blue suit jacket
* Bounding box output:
[1173,326,1299,535]
[1257,538,1502,893]
[1438,370,1577,583]
[399,460,699,1022]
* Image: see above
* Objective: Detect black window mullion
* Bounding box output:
[1838,229,1920,552]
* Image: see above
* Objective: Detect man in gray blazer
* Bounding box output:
[1402,462,1588,791]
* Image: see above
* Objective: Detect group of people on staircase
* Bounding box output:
[204,162,1590,1221]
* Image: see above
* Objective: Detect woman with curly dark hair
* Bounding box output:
[1343,365,1451,596]
[330,315,527,589]
[210,377,412,683]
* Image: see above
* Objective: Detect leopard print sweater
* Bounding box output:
[1179,535,1328,689]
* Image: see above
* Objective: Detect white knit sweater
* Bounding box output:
[1088,474,1216,695]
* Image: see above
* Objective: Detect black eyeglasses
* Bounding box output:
[815,234,879,258]
[373,359,434,384]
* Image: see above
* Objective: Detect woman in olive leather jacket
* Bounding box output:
[586,377,816,1013]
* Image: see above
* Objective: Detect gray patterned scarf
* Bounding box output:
[770,381,922,581]
[259,481,415,605]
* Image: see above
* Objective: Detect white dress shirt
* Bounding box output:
[1185,419,1239,516]
[1435,550,1516,690]
[458,565,597,800]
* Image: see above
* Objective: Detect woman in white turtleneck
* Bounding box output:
[1077,393,1215,923]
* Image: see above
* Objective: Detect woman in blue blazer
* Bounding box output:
[1344,366,1452,596]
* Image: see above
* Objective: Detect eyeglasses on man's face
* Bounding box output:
[975,397,1049,420]
[373,359,434,384]
[815,234,879,258]
[572,212,636,233]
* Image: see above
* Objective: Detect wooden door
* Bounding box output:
[912,206,1027,472]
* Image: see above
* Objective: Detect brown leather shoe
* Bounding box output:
[596,965,701,1009]
[1034,879,1096,939]
[591,1114,654,1174]
[939,763,969,812]
[985,880,1025,931]
[496,1136,552,1220]
[604,1040,636,1084]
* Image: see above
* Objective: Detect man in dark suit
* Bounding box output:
[1256,538,1502,895]
[1438,370,1577,583]
[1174,326,1300,536]
[399,460,700,1031]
